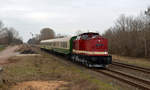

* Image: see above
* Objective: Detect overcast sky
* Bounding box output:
[0,0,149,42]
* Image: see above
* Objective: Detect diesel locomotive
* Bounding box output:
[40,32,112,67]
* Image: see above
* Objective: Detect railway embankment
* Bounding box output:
[0,45,121,90]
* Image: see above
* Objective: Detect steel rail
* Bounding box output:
[94,69,150,90]
[112,61,150,73]
[107,69,150,85]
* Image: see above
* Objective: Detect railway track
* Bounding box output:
[94,69,150,90]
[40,47,150,89]
[112,61,150,73]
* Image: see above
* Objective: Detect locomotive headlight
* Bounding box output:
[105,52,108,54]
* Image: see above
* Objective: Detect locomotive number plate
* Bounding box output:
[96,44,104,47]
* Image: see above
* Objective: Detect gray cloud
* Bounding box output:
[0,0,149,42]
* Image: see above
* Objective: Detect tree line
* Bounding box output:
[103,8,150,57]
[28,7,150,58]
[28,28,55,44]
[27,28,68,44]
[0,20,23,45]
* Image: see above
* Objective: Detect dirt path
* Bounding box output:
[11,81,68,90]
[0,46,19,65]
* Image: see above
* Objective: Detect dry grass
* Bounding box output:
[0,45,5,51]
[112,54,150,68]
[15,44,30,52]
[11,81,69,90]
[0,48,119,90]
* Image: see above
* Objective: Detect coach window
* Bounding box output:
[56,42,58,46]
[62,43,63,48]
[62,42,64,48]
[53,42,54,46]
[57,42,59,47]
[63,42,65,48]
[54,42,56,46]
[61,42,67,48]
[64,42,67,48]
[61,42,63,48]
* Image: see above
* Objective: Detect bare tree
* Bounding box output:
[28,27,55,44]
[0,26,23,45]
[145,7,150,17]
[103,11,150,57]
[4,28,22,44]
[0,21,4,30]
[40,28,55,40]
[0,20,23,45]
[27,34,41,44]
[0,21,4,38]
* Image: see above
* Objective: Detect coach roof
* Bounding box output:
[40,37,72,43]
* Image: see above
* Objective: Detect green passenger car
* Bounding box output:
[40,36,77,55]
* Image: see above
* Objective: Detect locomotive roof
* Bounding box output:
[79,32,99,36]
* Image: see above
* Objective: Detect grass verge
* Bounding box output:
[112,54,150,68]
[0,45,5,52]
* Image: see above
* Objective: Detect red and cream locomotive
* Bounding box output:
[71,32,112,67]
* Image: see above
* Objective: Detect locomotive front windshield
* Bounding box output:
[80,33,99,40]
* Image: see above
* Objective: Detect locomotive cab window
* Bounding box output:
[92,35,99,38]
[76,36,81,40]
[81,35,88,40]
